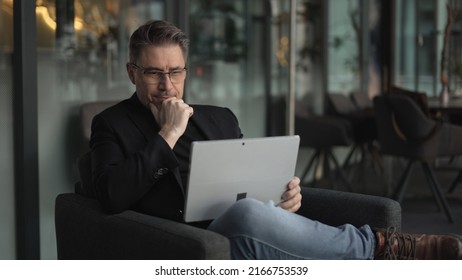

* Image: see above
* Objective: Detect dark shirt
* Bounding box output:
[173,120,207,188]
[173,120,211,228]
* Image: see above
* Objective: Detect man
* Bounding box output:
[90,19,462,259]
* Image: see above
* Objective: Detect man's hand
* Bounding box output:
[149,97,194,148]
[278,176,302,212]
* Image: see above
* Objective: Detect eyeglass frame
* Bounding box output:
[129,62,187,84]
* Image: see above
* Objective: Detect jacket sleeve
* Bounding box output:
[89,113,180,214]
[224,107,244,139]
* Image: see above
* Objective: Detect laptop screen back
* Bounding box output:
[184,135,300,222]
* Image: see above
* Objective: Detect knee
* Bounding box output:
[228,198,265,218]
[208,198,266,236]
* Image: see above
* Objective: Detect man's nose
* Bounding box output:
[158,74,174,90]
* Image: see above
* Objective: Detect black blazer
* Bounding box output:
[90,94,242,221]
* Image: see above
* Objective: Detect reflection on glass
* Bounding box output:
[296,0,323,115]
[0,0,16,260]
[327,0,360,94]
[35,0,166,259]
[188,0,297,137]
[415,0,437,95]
[188,0,263,136]
[394,0,447,96]
[36,0,165,97]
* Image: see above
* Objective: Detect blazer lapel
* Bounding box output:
[125,94,160,141]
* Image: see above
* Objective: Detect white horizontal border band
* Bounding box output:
[0,260,456,280]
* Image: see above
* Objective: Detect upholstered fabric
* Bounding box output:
[55,193,230,260]
[374,95,462,160]
[373,94,462,222]
[296,116,354,149]
[351,91,373,110]
[295,115,355,189]
[297,187,401,229]
[80,101,119,141]
[328,93,377,143]
[390,86,431,117]
[75,152,95,197]
[55,187,401,260]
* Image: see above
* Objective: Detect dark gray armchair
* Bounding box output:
[55,187,401,259]
[54,100,401,260]
[55,153,401,260]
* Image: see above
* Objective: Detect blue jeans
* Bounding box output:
[207,198,376,260]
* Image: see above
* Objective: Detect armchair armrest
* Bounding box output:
[297,187,401,230]
[55,193,230,260]
[56,188,401,260]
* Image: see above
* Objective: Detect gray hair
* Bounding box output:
[128,20,189,63]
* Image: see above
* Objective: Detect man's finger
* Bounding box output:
[149,102,160,122]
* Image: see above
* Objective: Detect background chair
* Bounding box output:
[448,170,462,193]
[351,90,373,111]
[327,93,382,184]
[55,150,402,259]
[390,86,431,117]
[373,94,462,223]
[295,115,354,191]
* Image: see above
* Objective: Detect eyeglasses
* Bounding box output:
[130,63,187,84]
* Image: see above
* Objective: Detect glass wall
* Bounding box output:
[36,0,164,259]
[0,0,15,260]
[393,0,448,97]
[325,0,386,104]
[394,0,416,91]
[35,0,296,259]
[188,0,259,136]
[415,0,437,95]
[187,0,292,136]
[327,0,360,95]
[442,0,462,97]
[295,0,324,115]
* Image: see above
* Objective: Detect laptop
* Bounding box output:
[183,135,300,222]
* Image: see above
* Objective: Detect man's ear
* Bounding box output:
[126,63,136,84]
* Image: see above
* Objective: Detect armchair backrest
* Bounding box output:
[77,100,118,195]
[327,93,358,116]
[373,95,439,158]
[80,101,118,141]
[350,91,372,110]
[390,86,430,117]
